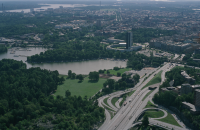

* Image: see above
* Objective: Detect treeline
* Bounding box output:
[127,53,168,70]
[0,59,104,130]
[27,39,131,62]
[114,28,176,43]
[0,45,7,53]
[92,73,140,101]
[183,54,200,67]
[27,41,167,70]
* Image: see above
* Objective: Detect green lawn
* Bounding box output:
[103,97,110,107]
[55,75,107,98]
[105,68,132,76]
[145,101,157,108]
[111,97,119,107]
[119,96,126,106]
[142,90,154,101]
[102,104,115,112]
[145,110,164,118]
[157,112,181,127]
[142,70,163,89]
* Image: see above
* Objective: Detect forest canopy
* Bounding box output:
[0,59,105,130]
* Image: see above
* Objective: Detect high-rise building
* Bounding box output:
[126,31,132,49]
[194,89,200,107]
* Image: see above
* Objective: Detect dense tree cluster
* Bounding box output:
[0,45,7,53]
[160,66,200,87]
[127,53,167,70]
[0,59,104,130]
[89,71,99,81]
[115,28,176,43]
[153,66,200,129]
[153,91,200,128]
[183,54,200,67]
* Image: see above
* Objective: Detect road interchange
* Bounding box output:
[98,63,191,130]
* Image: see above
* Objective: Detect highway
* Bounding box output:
[98,62,191,130]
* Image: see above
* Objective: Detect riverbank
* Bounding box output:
[27,58,128,64]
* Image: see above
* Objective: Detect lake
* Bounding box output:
[0,47,127,75]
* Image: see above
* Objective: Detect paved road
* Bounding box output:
[115,98,122,109]
[98,65,159,130]
[101,64,169,130]
[98,62,190,130]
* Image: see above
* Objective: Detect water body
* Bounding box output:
[5,4,90,13]
[0,47,127,75]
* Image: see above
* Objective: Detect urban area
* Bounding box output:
[0,1,200,130]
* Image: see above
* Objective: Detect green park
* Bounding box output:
[55,75,107,98]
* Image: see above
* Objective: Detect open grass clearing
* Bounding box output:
[157,112,181,127]
[103,97,110,107]
[144,109,165,118]
[145,101,157,108]
[102,104,115,112]
[111,97,119,107]
[55,75,107,98]
[142,70,163,89]
[105,68,132,76]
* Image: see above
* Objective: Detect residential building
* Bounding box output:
[180,84,193,95]
[194,89,200,108]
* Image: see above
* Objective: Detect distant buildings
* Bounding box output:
[149,38,191,53]
[106,34,142,52]
[96,20,101,27]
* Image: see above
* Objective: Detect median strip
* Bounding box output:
[142,90,153,101]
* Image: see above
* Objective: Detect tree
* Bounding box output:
[142,115,149,127]
[89,71,99,81]
[117,72,121,77]
[122,73,126,81]
[68,70,72,78]
[133,74,140,83]
[60,76,65,83]
[65,90,71,98]
[71,73,76,79]
[78,74,84,81]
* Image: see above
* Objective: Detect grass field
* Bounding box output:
[55,75,107,98]
[111,97,119,107]
[102,104,115,112]
[105,68,132,76]
[145,101,157,108]
[145,110,165,118]
[103,97,110,107]
[157,112,181,127]
[142,70,163,89]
